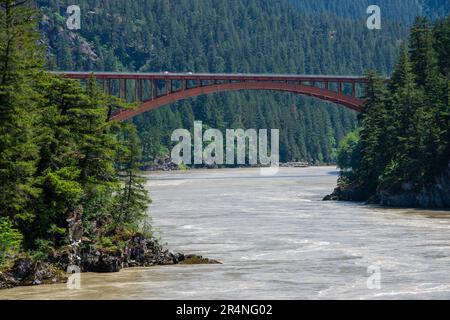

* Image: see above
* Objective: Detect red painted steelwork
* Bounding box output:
[112,82,363,121]
[55,72,367,121]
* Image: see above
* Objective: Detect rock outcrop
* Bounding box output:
[0,233,220,290]
[1,258,67,288]
[325,164,450,209]
[378,168,450,208]
[280,162,309,168]
[323,184,372,202]
[140,156,179,171]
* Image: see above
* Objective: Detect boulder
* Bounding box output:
[179,255,222,265]
[92,251,123,273]
[124,233,163,266]
[11,258,33,281]
[0,271,19,289]
[30,262,67,285]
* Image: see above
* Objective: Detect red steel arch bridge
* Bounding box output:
[54,72,369,121]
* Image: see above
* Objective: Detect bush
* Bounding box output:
[31,239,54,261]
[0,218,23,266]
[336,128,362,172]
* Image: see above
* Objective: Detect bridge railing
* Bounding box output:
[51,72,369,102]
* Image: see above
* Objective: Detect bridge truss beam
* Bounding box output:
[56,72,368,120]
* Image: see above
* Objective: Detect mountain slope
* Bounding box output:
[36,0,425,163]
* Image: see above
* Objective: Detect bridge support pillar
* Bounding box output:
[124,79,127,100]
[135,79,138,101]
[151,80,154,100]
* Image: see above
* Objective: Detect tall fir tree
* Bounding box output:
[0,0,41,225]
[356,70,389,194]
[114,123,151,231]
[382,48,425,188]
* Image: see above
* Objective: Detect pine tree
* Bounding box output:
[382,48,425,188]
[356,70,389,194]
[409,17,435,87]
[30,76,86,246]
[432,16,450,173]
[409,16,448,181]
[433,16,450,77]
[336,15,450,207]
[0,0,42,225]
[114,123,151,230]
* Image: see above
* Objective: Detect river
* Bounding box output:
[1,166,450,300]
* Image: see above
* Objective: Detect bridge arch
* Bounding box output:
[56,72,367,121]
[111,81,364,121]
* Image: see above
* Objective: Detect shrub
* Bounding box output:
[31,239,54,261]
[0,218,23,266]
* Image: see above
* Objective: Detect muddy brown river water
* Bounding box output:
[1,167,450,300]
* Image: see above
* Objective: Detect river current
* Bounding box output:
[2,167,450,300]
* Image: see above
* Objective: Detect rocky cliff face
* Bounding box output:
[325,164,450,209]
[378,165,450,208]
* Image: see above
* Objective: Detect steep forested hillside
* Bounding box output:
[36,0,417,163]
[290,0,449,24]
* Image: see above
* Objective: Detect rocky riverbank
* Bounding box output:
[140,156,180,171]
[280,162,309,168]
[377,169,450,208]
[324,166,450,209]
[0,233,220,290]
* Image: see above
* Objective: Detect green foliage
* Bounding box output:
[0,1,154,261]
[354,70,391,193]
[434,16,450,76]
[336,128,361,172]
[340,16,450,199]
[96,237,114,249]
[0,0,42,224]
[36,0,424,164]
[113,124,152,231]
[31,239,53,261]
[0,217,23,265]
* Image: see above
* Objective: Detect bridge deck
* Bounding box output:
[51,71,369,83]
[51,71,370,120]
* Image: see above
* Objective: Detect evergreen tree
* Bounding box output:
[433,16,450,77]
[0,0,41,226]
[409,17,436,87]
[409,16,448,180]
[0,0,155,262]
[335,15,450,207]
[356,71,389,194]
[382,48,425,188]
[114,123,151,230]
